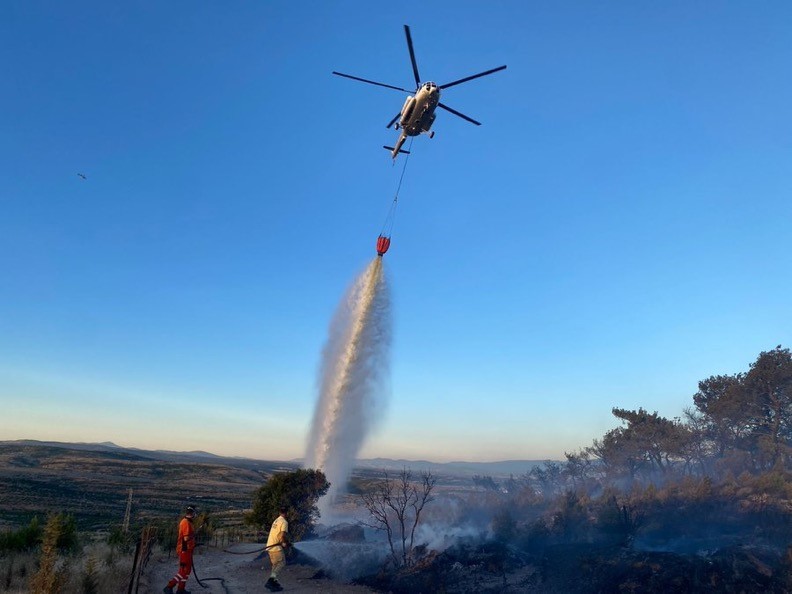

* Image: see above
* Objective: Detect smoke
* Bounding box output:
[293,540,388,581]
[305,258,392,518]
[413,520,488,552]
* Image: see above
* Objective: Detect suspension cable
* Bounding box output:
[381,137,414,237]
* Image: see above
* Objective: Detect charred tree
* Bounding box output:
[359,468,436,568]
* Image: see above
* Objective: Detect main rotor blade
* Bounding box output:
[404,25,421,87]
[332,71,410,92]
[438,103,481,126]
[386,113,401,129]
[439,65,507,90]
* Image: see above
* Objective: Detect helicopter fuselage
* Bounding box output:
[396,82,440,136]
[388,82,439,158]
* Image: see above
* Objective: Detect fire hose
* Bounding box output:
[191,543,287,591]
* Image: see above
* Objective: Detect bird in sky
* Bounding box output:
[77,173,87,180]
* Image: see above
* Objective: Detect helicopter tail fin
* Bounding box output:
[383,145,410,156]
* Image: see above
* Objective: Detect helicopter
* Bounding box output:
[333,25,506,159]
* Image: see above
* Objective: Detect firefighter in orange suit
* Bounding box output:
[164,506,196,594]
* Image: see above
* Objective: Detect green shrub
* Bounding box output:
[247,468,329,541]
[0,517,42,553]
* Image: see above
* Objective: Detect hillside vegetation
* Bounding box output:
[0,443,297,530]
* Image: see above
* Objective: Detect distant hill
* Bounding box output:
[4,440,546,478]
[354,458,545,478]
[0,440,548,529]
[0,440,298,529]
[2,439,292,472]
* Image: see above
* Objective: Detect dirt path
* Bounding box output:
[142,545,377,594]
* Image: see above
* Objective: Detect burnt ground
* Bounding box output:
[529,542,792,593]
[356,541,792,594]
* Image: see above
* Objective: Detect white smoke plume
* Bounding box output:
[305,258,392,518]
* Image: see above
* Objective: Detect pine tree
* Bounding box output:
[29,514,61,594]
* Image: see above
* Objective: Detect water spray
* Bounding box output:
[305,257,392,517]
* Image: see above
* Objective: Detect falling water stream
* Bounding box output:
[305,257,391,517]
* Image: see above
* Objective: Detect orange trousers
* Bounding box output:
[167,551,193,591]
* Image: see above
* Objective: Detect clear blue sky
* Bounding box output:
[2,2,790,462]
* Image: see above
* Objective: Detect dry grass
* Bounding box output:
[0,541,135,594]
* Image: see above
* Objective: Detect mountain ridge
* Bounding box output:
[2,439,546,476]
